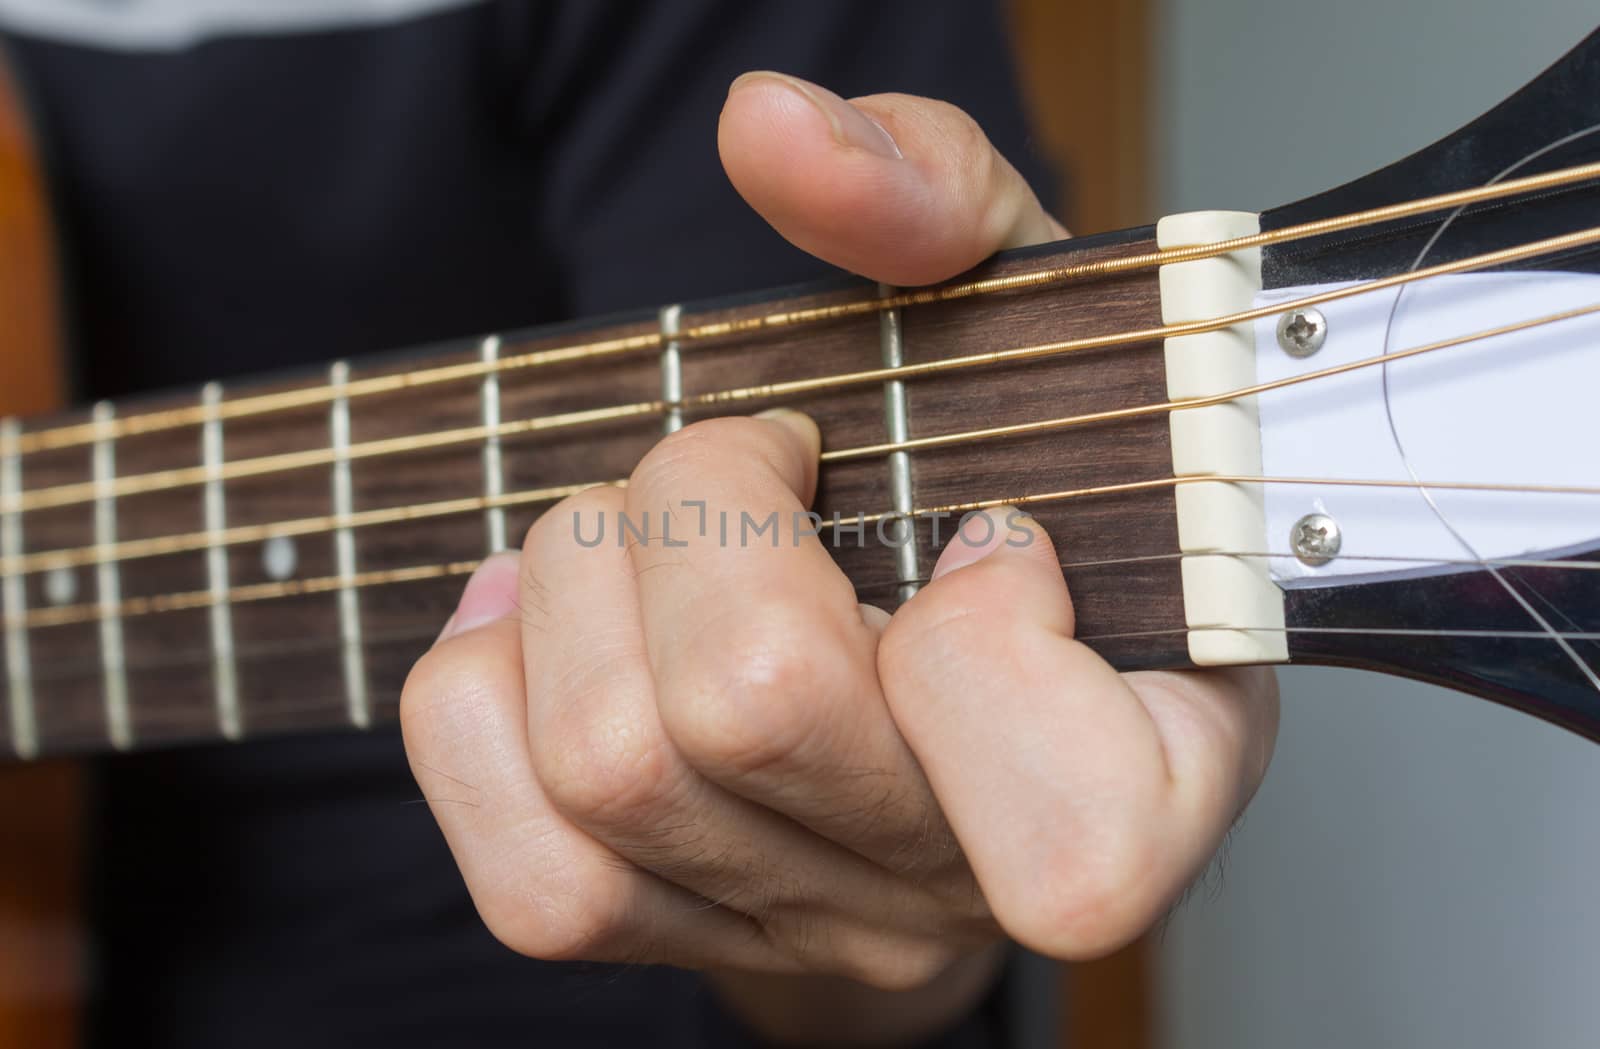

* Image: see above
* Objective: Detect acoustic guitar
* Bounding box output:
[1,18,1598,1041]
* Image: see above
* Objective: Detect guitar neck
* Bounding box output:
[0,227,1188,760]
[9,32,1600,759]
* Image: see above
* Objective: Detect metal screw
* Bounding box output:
[1291,512,1342,566]
[1276,307,1327,357]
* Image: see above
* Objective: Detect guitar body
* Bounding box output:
[0,39,79,1049]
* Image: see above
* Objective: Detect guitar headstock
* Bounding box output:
[1239,27,1600,738]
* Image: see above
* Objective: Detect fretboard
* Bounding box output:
[0,228,1189,760]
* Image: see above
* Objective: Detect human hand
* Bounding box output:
[401,72,1278,1002]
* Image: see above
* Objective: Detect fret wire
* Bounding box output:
[23,613,1600,699]
[201,382,241,741]
[820,298,1600,463]
[14,159,1600,458]
[330,362,370,729]
[877,283,919,603]
[92,402,132,751]
[10,221,1598,518]
[479,336,508,553]
[25,620,473,686]
[18,332,660,455]
[22,559,483,630]
[705,226,1600,410]
[13,473,1600,633]
[4,290,1588,583]
[7,480,609,576]
[0,418,36,758]
[660,305,685,435]
[9,401,658,514]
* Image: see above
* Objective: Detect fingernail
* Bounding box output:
[930,507,1035,581]
[730,71,901,159]
[755,407,822,456]
[437,551,522,643]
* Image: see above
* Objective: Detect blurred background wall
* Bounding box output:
[1152,4,1600,1047]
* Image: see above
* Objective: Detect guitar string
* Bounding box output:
[19,621,451,689]
[25,540,1600,640]
[11,472,1600,631]
[16,574,1600,692]
[7,222,1600,517]
[11,169,1600,739]
[19,627,1600,694]
[1378,123,1600,694]
[2,296,1594,578]
[10,159,1600,457]
[3,175,1587,646]
[6,480,614,575]
[1025,550,1600,573]
[12,495,1600,687]
[838,474,1600,527]
[818,299,1600,462]
[1070,626,1600,644]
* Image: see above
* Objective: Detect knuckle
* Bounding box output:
[950,105,995,168]
[864,943,963,993]
[661,613,829,777]
[399,645,475,753]
[431,769,640,965]
[535,698,683,829]
[632,418,724,479]
[757,898,967,991]
[822,934,960,993]
[398,649,445,745]
[524,484,626,558]
[474,873,623,963]
[930,101,999,180]
[1130,668,1280,815]
[998,827,1163,959]
[629,416,784,497]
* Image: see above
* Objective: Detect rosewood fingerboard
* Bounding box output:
[0,228,1189,760]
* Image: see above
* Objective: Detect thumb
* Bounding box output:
[718,72,1066,287]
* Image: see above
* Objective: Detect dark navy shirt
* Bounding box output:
[0,2,1054,1044]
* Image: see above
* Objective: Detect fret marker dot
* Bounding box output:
[263,536,297,581]
[43,567,77,606]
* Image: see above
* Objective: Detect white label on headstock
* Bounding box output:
[1254,271,1600,587]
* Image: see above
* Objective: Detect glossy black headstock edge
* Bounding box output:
[1259,24,1600,289]
[1283,545,1600,744]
